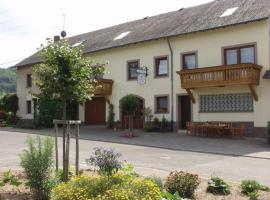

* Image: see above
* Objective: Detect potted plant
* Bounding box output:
[120,94,139,137]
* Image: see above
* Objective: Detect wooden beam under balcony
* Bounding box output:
[95,79,113,96]
[177,63,262,102]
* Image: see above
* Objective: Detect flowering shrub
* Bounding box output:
[164,171,200,199]
[86,147,122,176]
[97,178,161,200]
[51,173,161,200]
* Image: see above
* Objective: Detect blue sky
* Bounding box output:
[0,0,213,68]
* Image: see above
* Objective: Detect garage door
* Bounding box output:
[85,97,106,125]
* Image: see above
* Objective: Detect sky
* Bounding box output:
[0,0,213,68]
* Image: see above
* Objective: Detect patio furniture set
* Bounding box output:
[186,121,245,138]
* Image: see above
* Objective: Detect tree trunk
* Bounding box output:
[62,100,68,182]
[128,114,132,137]
[75,124,79,175]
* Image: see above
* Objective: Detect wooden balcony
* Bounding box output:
[95,79,113,96]
[177,63,262,103]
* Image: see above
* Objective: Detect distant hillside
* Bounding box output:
[0,67,16,95]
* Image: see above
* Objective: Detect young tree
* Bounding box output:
[33,39,105,181]
[120,94,138,137]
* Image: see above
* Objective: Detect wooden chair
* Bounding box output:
[230,123,245,138]
[186,121,194,135]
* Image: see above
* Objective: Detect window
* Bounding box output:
[155,56,168,77]
[182,53,197,69]
[220,7,238,17]
[200,93,253,112]
[26,100,32,114]
[156,96,169,113]
[127,60,139,80]
[27,74,32,88]
[224,45,255,65]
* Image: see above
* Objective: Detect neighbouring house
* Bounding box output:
[16,0,270,136]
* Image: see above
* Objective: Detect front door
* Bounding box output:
[85,97,106,125]
[178,95,191,129]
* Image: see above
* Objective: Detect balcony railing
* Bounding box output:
[177,63,262,89]
[177,63,262,103]
[95,79,113,96]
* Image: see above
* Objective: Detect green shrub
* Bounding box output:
[35,97,77,128]
[248,191,259,200]
[20,136,54,200]
[146,175,163,191]
[86,147,122,176]
[241,180,269,200]
[5,112,17,125]
[120,162,139,178]
[107,103,115,128]
[207,177,230,195]
[2,93,18,115]
[2,169,21,187]
[161,191,183,200]
[165,171,200,199]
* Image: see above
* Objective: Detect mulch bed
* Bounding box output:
[0,171,31,200]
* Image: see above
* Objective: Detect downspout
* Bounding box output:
[166,37,174,130]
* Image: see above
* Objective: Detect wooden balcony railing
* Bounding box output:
[95,79,113,96]
[177,63,262,103]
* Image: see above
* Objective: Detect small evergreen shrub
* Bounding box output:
[20,136,54,200]
[86,147,122,176]
[241,179,269,200]
[2,169,21,187]
[207,177,230,195]
[165,171,200,199]
[120,162,139,178]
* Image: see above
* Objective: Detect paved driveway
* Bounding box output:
[0,128,270,185]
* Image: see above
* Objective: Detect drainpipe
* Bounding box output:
[166,37,174,130]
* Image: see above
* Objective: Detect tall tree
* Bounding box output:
[33,39,105,181]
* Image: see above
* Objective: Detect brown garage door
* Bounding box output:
[85,97,106,125]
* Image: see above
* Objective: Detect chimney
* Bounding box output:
[53,35,60,43]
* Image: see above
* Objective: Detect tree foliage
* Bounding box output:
[120,94,138,115]
[0,68,16,95]
[2,93,18,114]
[32,39,105,114]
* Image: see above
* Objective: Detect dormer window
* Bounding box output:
[114,32,130,40]
[220,7,238,17]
